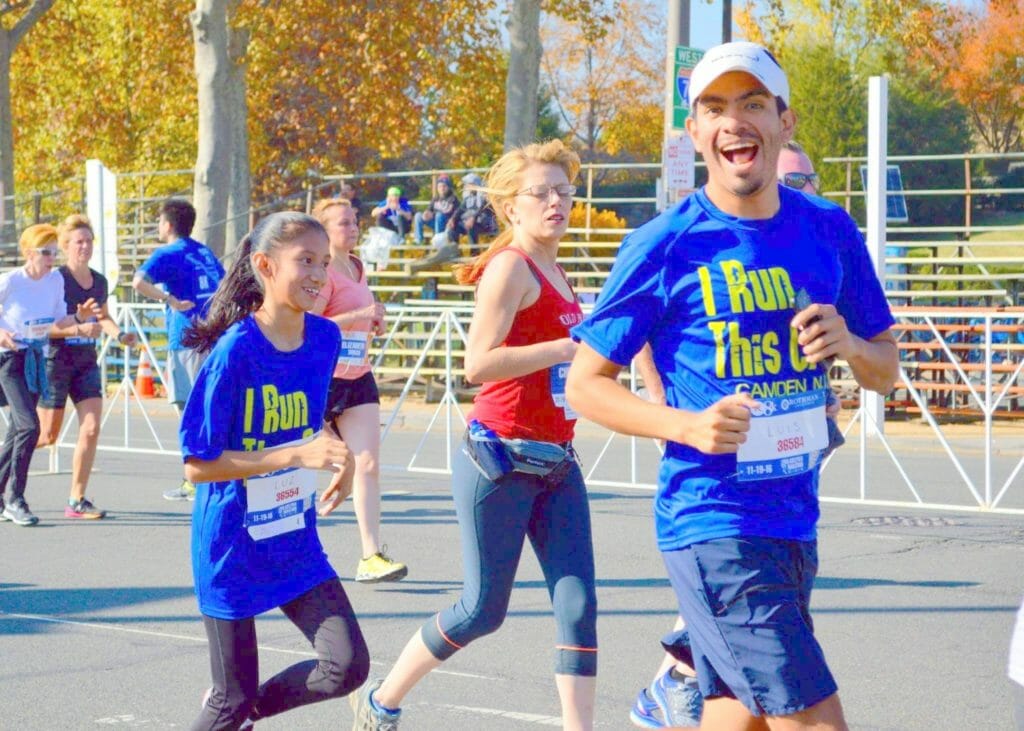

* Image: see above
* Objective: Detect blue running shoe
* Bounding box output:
[629,687,664,728]
[650,671,703,728]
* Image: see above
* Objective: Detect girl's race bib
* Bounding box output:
[244,466,316,541]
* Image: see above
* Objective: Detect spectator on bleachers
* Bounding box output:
[446,172,498,255]
[0,224,98,526]
[341,181,363,220]
[413,174,458,245]
[37,215,137,520]
[371,186,413,239]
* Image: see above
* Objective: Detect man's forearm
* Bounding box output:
[847,335,899,394]
[133,276,168,302]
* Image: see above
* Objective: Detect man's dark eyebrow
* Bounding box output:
[698,88,772,107]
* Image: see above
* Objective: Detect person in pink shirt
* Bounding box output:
[312,198,408,583]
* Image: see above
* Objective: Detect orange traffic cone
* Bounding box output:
[135,351,155,398]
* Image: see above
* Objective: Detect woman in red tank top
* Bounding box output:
[350,140,598,731]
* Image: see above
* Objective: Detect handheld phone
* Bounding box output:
[790,288,833,369]
[790,287,815,320]
[792,288,845,456]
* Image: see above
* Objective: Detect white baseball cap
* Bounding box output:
[687,41,789,109]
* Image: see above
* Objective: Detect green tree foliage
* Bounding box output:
[887,68,973,228]
[737,0,974,227]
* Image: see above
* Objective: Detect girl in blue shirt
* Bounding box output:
[178,211,367,731]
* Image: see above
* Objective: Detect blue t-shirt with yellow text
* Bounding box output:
[572,186,894,551]
[179,314,340,619]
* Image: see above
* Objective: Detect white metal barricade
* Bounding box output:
[20,302,1021,513]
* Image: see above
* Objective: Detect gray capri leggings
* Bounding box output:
[420,445,598,676]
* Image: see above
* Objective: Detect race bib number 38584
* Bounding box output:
[735,390,828,482]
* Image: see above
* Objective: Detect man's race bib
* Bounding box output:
[23,317,54,343]
[337,330,370,367]
[244,465,316,541]
[550,362,578,420]
[735,390,828,482]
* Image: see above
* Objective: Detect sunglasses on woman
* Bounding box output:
[35,247,58,257]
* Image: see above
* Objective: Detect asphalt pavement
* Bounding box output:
[1,399,1022,730]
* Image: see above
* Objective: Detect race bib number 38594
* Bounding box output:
[735,390,828,482]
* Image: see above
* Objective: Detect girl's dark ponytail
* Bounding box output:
[181,234,263,353]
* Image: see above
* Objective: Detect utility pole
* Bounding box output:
[661,0,697,211]
[722,0,732,42]
[663,0,689,140]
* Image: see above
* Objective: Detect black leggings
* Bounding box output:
[190,578,369,731]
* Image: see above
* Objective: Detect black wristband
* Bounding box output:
[74,313,83,324]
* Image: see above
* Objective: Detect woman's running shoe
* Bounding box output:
[66,498,106,520]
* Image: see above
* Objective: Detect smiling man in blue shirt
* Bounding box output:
[568,42,898,730]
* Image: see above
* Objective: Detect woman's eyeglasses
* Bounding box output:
[35,248,58,257]
[780,172,819,190]
[515,184,577,200]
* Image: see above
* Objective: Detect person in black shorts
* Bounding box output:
[37,214,136,519]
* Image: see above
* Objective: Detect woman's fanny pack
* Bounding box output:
[462,420,577,485]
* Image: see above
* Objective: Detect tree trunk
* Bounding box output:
[0,0,56,240]
[0,35,14,237]
[504,0,542,151]
[224,21,250,257]
[191,0,232,257]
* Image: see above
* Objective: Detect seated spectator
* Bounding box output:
[370,186,412,238]
[446,173,497,255]
[413,174,458,245]
[341,181,362,220]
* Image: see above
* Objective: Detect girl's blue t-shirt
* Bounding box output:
[572,186,895,551]
[179,313,341,619]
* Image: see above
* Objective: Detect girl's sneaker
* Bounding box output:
[66,498,106,520]
[350,679,401,730]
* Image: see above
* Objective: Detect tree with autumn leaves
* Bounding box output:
[908,0,1024,154]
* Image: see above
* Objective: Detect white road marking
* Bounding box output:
[0,610,496,680]
[434,704,562,726]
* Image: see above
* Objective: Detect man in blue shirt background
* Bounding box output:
[568,42,899,730]
[132,198,225,501]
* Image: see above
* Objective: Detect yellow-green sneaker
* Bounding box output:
[163,479,196,501]
[355,549,408,583]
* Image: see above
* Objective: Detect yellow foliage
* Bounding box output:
[568,201,626,241]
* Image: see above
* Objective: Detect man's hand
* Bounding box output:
[791,303,857,366]
[675,393,759,454]
[168,295,195,313]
